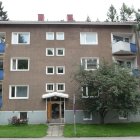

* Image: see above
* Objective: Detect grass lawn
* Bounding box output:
[64,123,140,137]
[0,124,47,138]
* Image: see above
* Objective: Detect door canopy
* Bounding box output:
[42,92,69,99]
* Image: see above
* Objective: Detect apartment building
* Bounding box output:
[0,16,139,124]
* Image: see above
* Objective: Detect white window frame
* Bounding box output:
[11,32,30,44]
[119,111,128,120]
[56,48,65,56]
[56,83,65,92]
[81,57,99,70]
[83,111,92,120]
[56,32,64,40]
[56,66,65,75]
[10,57,30,71]
[9,85,29,99]
[20,112,28,120]
[46,83,55,92]
[46,48,54,56]
[46,66,55,75]
[81,86,99,98]
[46,32,54,40]
[80,32,98,45]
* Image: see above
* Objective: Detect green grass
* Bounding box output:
[64,123,140,137]
[0,124,47,138]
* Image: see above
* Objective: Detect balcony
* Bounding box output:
[112,41,137,54]
[0,43,5,54]
[0,70,4,80]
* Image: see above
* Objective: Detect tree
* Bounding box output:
[120,3,134,21]
[135,9,140,23]
[106,4,118,22]
[0,1,8,21]
[75,61,140,124]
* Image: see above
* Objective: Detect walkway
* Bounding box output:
[47,124,64,137]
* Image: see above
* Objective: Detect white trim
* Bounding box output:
[56,48,65,56]
[56,66,65,75]
[83,111,92,121]
[81,57,99,70]
[46,32,54,40]
[9,85,29,99]
[46,48,54,56]
[42,92,69,98]
[11,32,30,45]
[80,32,98,45]
[20,112,28,119]
[46,66,55,75]
[46,83,55,92]
[56,32,65,40]
[56,83,65,92]
[10,57,30,71]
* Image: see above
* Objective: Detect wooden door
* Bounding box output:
[47,102,51,121]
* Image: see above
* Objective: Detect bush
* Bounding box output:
[8,116,28,125]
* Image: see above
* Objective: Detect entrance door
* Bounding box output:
[47,101,64,123]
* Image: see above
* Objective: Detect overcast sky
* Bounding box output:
[1,0,140,21]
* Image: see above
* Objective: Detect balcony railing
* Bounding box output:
[0,70,4,80]
[112,41,137,54]
[0,43,5,53]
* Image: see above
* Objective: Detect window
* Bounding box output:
[46,66,54,75]
[81,57,99,70]
[119,111,128,120]
[46,32,54,40]
[117,60,132,69]
[113,35,130,43]
[56,83,65,92]
[0,32,6,43]
[80,32,98,45]
[56,66,65,75]
[0,59,3,70]
[56,48,65,56]
[46,83,54,92]
[0,84,2,97]
[12,32,30,44]
[11,58,29,71]
[83,111,92,120]
[56,32,64,40]
[46,48,54,56]
[20,112,27,120]
[9,85,29,99]
[82,86,99,98]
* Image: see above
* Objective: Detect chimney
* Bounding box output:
[67,14,73,22]
[38,14,45,21]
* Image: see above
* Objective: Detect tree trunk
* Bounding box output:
[99,114,105,124]
[99,109,107,124]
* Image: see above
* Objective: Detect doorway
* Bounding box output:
[47,99,64,123]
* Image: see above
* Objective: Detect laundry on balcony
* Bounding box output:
[132,68,140,77]
[112,41,137,55]
[0,96,2,108]
[0,43,5,53]
[0,70,4,80]
[130,43,137,53]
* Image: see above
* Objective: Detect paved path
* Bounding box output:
[47,124,64,136]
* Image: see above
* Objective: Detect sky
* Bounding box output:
[1,0,140,21]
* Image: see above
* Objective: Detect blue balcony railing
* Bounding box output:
[0,70,4,80]
[0,96,2,108]
[130,43,137,53]
[0,43,5,53]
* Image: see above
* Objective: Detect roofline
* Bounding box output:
[0,20,137,26]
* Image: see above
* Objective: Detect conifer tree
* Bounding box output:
[0,1,8,21]
[107,4,118,22]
